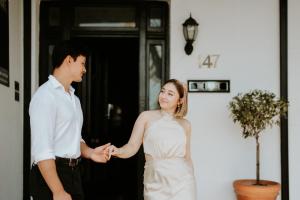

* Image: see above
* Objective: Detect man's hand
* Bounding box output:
[53,190,72,200]
[90,143,111,163]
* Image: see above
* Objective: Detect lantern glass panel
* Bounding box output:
[187,25,195,40]
[183,28,188,40]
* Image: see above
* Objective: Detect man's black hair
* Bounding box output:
[51,40,88,72]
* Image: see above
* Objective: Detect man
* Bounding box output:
[29,40,110,200]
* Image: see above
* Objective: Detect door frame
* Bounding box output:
[23,0,31,199]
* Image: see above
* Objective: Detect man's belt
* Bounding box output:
[55,156,81,167]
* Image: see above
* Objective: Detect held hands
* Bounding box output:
[89,143,121,162]
[108,145,121,158]
[90,143,111,163]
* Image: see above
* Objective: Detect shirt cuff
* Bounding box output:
[33,151,55,164]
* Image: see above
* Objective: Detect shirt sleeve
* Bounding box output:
[29,92,56,164]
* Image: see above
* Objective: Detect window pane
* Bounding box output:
[74,7,136,28]
[149,44,163,110]
[149,7,162,28]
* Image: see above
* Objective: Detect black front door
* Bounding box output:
[77,37,140,200]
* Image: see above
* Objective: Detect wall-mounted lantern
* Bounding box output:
[182,14,199,55]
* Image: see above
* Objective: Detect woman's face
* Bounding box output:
[158,83,180,111]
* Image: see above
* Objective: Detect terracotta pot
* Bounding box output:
[233,179,280,200]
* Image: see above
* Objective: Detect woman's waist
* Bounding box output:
[144,155,194,178]
[145,154,186,164]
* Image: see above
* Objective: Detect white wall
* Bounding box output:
[0,0,23,199]
[288,1,300,200]
[170,0,281,199]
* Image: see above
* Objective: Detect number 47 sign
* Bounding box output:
[198,55,220,68]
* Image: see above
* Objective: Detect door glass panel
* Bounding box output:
[74,7,137,28]
[148,43,163,110]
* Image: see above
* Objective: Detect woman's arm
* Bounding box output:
[184,120,194,171]
[111,111,148,158]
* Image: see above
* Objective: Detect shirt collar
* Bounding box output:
[48,75,75,94]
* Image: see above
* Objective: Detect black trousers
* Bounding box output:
[30,161,84,200]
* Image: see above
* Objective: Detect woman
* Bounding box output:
[110,79,197,200]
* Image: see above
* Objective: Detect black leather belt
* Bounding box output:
[55,156,81,167]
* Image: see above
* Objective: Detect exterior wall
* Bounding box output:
[0,0,23,199]
[288,0,300,200]
[170,0,281,199]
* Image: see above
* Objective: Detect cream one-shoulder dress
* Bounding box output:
[143,113,197,200]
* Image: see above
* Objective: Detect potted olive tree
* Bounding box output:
[229,90,288,200]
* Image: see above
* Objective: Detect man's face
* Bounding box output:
[69,55,86,82]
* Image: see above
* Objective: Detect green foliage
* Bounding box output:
[229,90,288,138]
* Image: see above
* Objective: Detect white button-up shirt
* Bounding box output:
[29,75,83,164]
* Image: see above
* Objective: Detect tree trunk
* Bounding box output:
[255,134,260,185]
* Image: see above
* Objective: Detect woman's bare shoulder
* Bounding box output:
[177,118,191,133]
[139,110,161,121]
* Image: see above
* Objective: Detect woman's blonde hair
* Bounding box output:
[163,79,188,118]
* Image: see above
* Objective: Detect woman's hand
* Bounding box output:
[109,145,121,158]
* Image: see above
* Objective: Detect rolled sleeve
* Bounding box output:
[33,150,55,164]
[29,93,56,164]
